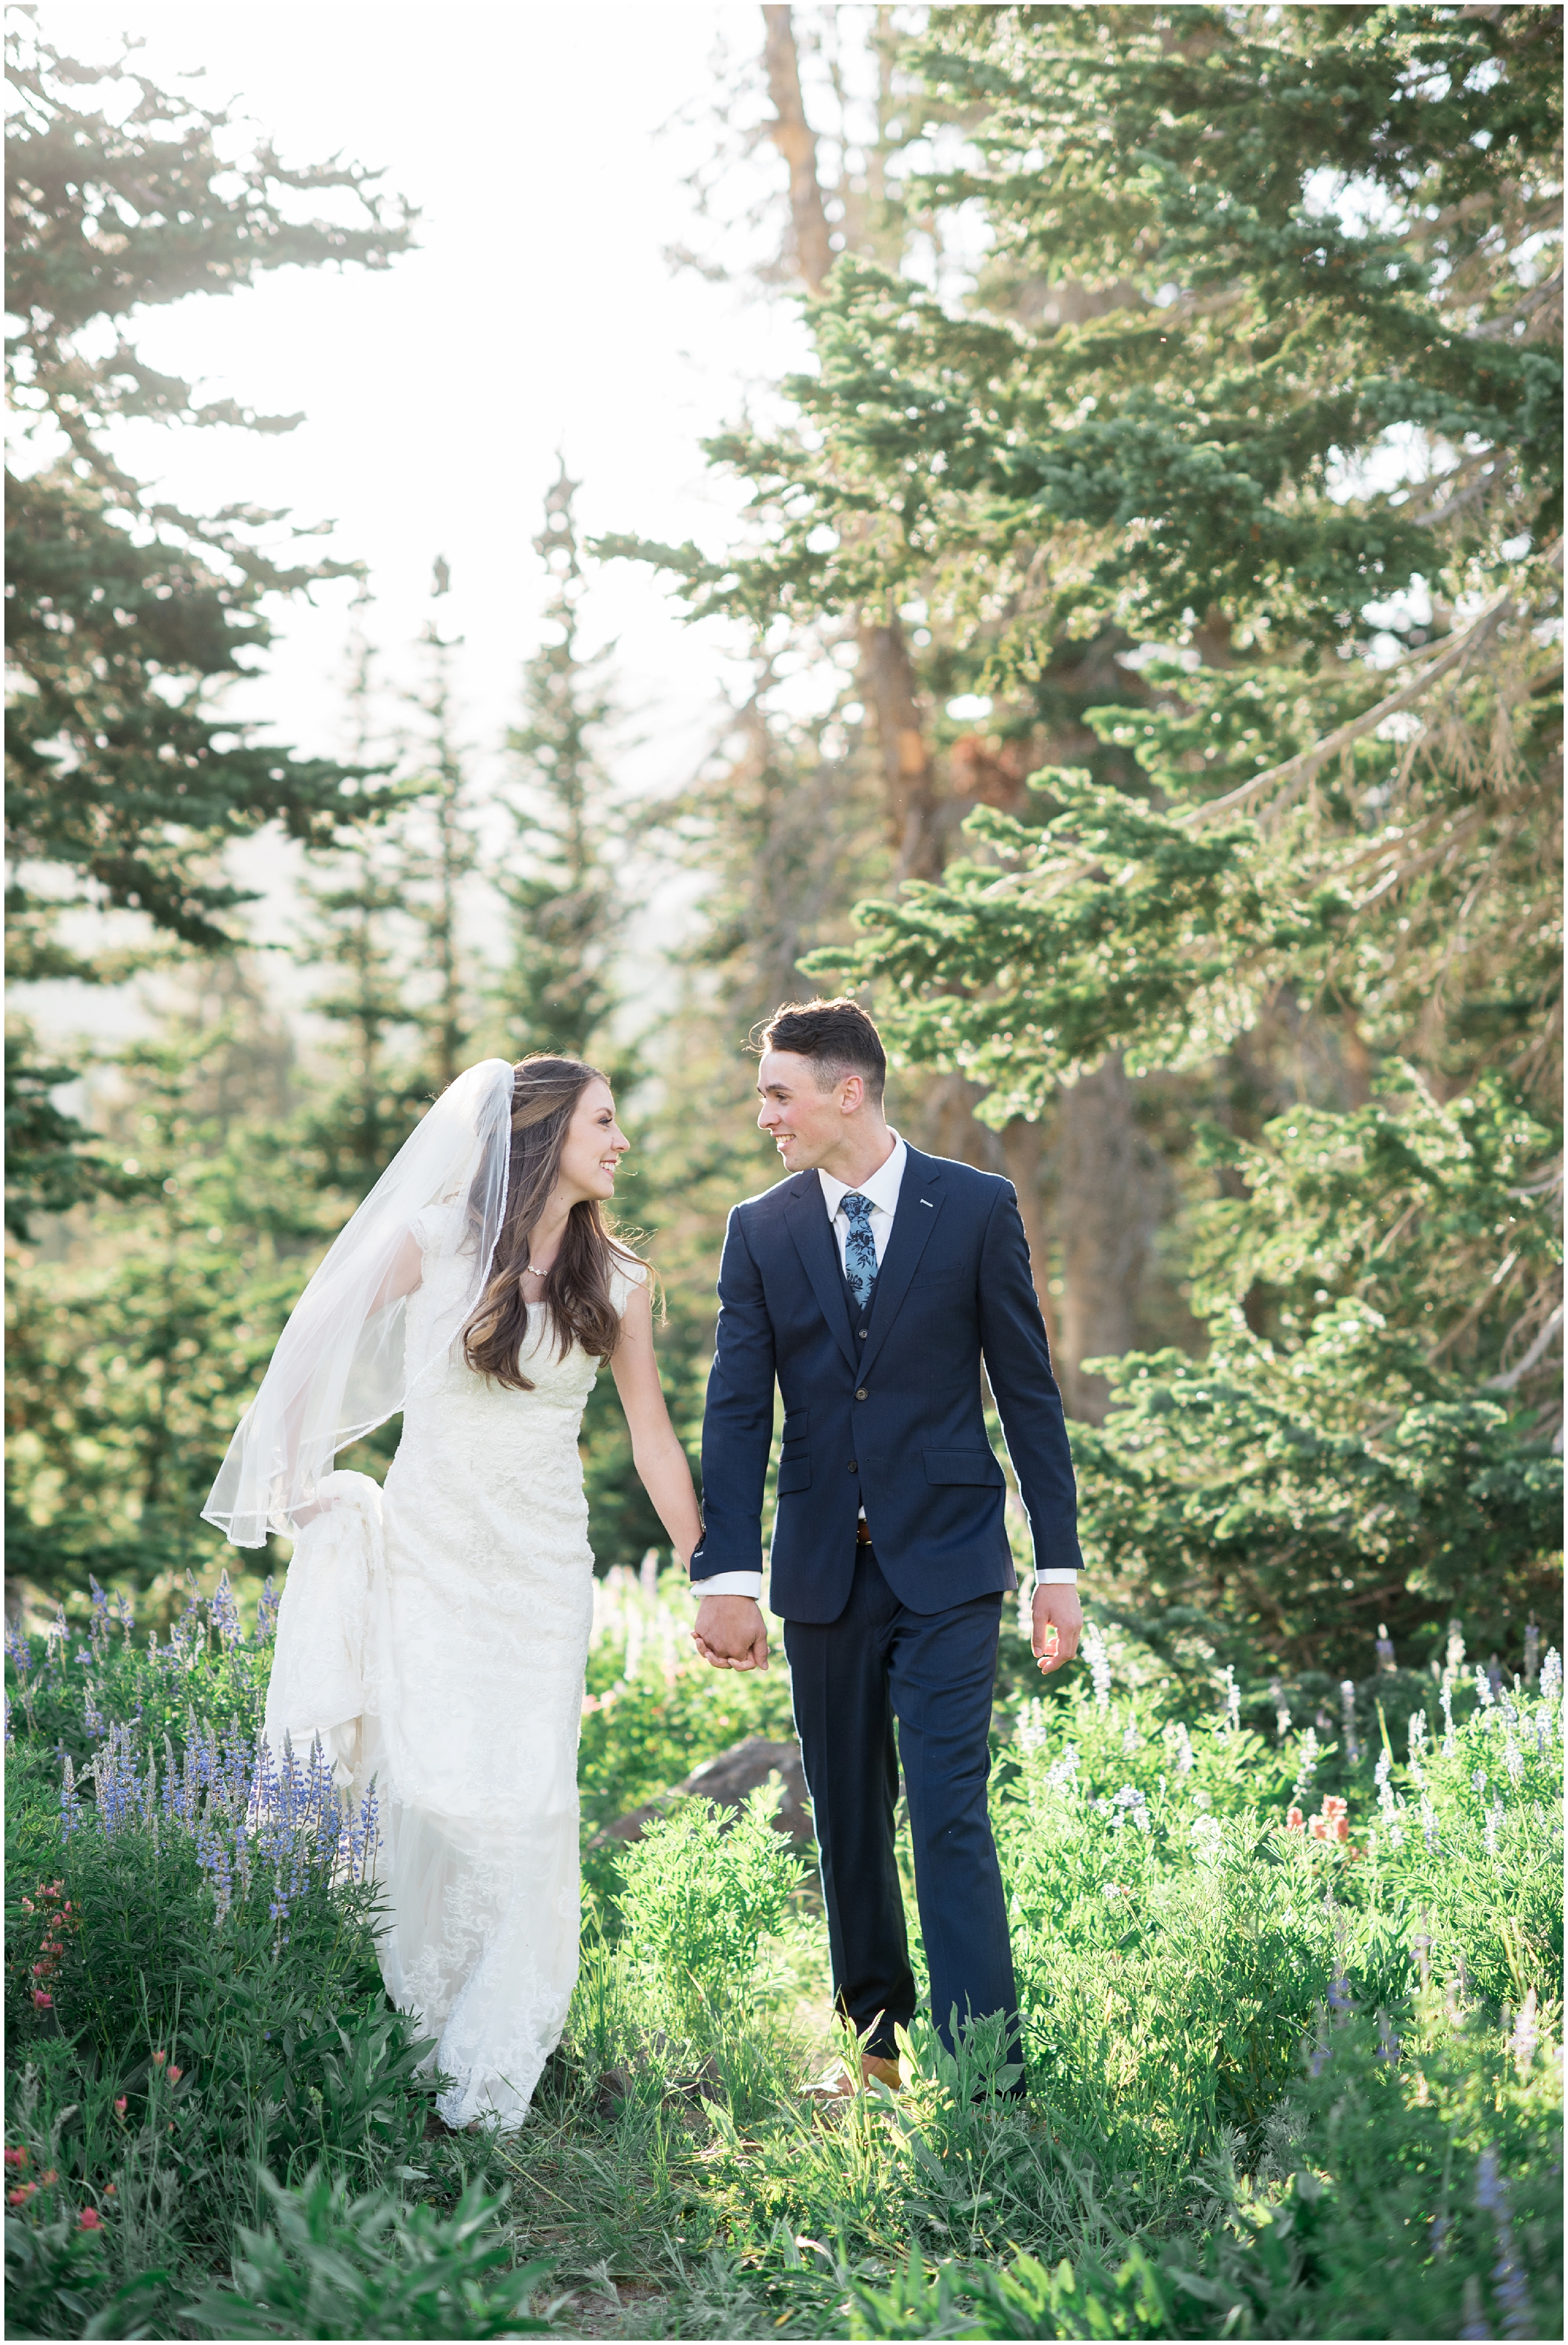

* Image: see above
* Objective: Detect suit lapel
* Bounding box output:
[784,1176,859,1373]
[858,1150,945,1382]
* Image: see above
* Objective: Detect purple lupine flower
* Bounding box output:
[1475,1664,1496,1711]
[1083,1624,1111,1711]
[1375,1622,1396,1674]
[60,1753,84,1838]
[1475,2147,1532,2338]
[1339,1681,1360,1762]
[209,1572,242,1652]
[1522,1619,1540,1684]
[1440,1679,1457,1757]
[1307,2006,1333,2080]
[1374,1753,1404,1844]
[255,1579,280,1646]
[1421,1794,1439,1852]
[1222,1666,1241,1735]
[1458,2273,1490,2339]
[1377,2011,1400,2063]
[87,1578,111,1664]
[1408,1709,1429,1763]
[1109,1783,1152,1833]
[1510,1988,1539,2076]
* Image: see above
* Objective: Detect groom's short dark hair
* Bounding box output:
[756,998,886,1103]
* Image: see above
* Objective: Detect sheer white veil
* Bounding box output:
[203,1058,516,1548]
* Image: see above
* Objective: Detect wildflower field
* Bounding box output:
[4,1568,1562,2342]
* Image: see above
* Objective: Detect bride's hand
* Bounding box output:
[692,1594,770,1672]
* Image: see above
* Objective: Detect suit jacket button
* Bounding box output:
[847,1460,857,1472]
[855,1388,868,1401]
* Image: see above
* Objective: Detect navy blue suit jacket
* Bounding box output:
[691,1146,1083,1622]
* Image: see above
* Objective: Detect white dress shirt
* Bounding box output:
[696,1128,1076,1598]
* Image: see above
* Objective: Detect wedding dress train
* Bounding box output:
[265,1234,647,2129]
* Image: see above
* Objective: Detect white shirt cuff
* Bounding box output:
[1034,1568,1078,1587]
[692,1571,763,1599]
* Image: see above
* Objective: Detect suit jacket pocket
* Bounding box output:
[781,1407,810,1439]
[923,1446,1005,1487]
[776,1456,813,1494]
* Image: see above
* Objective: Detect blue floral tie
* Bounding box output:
[840,1193,879,1313]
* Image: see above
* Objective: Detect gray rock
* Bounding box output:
[598,1734,814,1846]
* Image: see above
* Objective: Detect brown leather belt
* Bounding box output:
[856,1519,874,1546]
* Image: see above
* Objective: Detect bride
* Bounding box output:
[204,1056,702,2129]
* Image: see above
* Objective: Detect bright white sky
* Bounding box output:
[23,1,815,1022]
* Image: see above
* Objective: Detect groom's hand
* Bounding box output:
[692,1594,770,1672]
[1032,1583,1083,1676]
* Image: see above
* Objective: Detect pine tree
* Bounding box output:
[495,469,621,1065]
[4,28,413,1230]
[401,578,481,1093]
[6,979,334,1603]
[625,3,1562,1670]
[294,604,428,1191]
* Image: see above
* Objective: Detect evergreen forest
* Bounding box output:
[6,8,1562,2340]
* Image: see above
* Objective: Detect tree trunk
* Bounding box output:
[1056,1055,1158,1422]
[1000,1116,1062,1363]
[857,617,944,882]
[761,6,834,294]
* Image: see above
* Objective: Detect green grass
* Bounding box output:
[5,1571,1562,2338]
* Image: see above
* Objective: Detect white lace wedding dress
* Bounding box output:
[265,1236,647,2129]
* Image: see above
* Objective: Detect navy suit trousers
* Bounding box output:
[784,1543,1019,2065]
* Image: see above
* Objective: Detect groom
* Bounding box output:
[690,997,1083,2090]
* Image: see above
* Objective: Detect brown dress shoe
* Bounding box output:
[802,2051,902,2104]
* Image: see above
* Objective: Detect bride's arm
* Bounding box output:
[608,1285,704,1568]
[368,1227,425,1313]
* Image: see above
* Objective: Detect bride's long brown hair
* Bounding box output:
[461,1056,640,1391]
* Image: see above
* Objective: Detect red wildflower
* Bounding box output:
[114,2098,127,2118]
[41,2169,56,2187]
[1285,1806,1305,1832]
[32,1991,53,2010]
[151,2049,166,2066]
[166,2066,183,2085]
[8,2184,36,2206]
[77,2208,103,2231]
[3,2148,26,2169]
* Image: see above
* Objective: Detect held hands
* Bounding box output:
[1032,1582,1083,1676]
[692,1593,770,1672]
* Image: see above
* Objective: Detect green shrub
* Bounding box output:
[614,1785,806,2034]
[183,2166,554,2339]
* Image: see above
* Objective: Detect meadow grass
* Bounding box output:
[4,1568,1561,2339]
